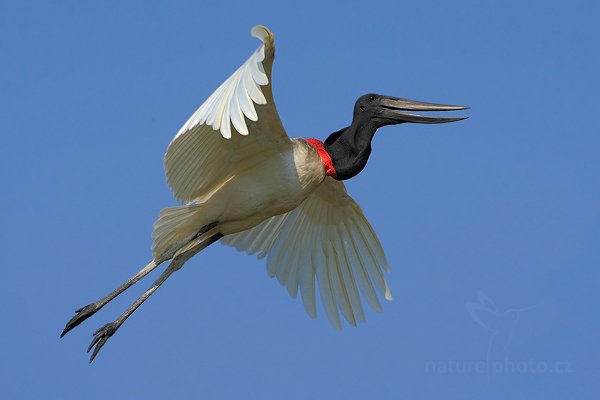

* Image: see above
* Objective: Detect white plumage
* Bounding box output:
[223,178,392,329]
[176,26,271,139]
[156,25,392,328]
[64,25,418,363]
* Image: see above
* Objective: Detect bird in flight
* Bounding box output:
[61,25,468,362]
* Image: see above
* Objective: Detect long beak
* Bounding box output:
[380,96,469,124]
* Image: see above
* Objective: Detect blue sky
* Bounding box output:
[1,0,598,398]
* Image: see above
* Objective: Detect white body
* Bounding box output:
[190,138,325,236]
[152,26,392,329]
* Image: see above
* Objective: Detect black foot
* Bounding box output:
[87,322,118,363]
[60,303,98,338]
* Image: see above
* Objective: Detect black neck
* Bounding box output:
[323,118,380,180]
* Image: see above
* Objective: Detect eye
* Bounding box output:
[360,105,365,111]
[369,95,375,101]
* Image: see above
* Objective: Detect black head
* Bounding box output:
[353,93,468,127]
[324,93,468,180]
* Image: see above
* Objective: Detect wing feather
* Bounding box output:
[330,238,356,326]
[221,178,392,328]
[267,209,300,278]
[330,221,365,324]
[316,237,341,329]
[164,25,287,204]
[298,216,318,317]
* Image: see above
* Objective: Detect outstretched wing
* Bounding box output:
[165,25,289,204]
[222,178,392,329]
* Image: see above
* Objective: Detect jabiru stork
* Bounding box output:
[61,25,468,362]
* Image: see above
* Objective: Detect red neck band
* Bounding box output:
[306,138,337,179]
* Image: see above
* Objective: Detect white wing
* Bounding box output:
[165,25,288,203]
[222,178,392,329]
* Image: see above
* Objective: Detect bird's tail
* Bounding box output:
[151,204,214,261]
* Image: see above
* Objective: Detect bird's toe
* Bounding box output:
[60,303,98,338]
[87,322,118,363]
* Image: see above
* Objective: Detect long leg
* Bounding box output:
[61,260,161,337]
[61,222,219,338]
[87,232,224,363]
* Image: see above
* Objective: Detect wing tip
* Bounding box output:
[251,25,275,46]
[384,281,393,301]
